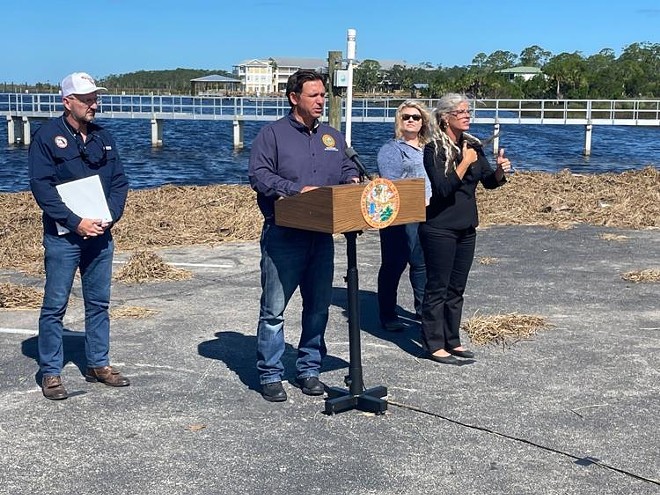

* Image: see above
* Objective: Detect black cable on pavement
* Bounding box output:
[388,399,660,487]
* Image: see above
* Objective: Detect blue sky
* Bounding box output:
[3,0,658,84]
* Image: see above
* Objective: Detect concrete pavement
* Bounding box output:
[1,225,658,494]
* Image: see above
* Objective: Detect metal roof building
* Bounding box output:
[190,74,242,96]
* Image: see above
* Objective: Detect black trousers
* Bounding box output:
[418,224,476,353]
[377,223,426,324]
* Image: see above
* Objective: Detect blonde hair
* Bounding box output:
[430,93,481,175]
[394,100,432,147]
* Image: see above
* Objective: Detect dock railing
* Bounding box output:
[3,94,659,150]
[3,94,660,125]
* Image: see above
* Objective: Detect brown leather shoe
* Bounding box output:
[42,375,68,400]
[85,366,130,387]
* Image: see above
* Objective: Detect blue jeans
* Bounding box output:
[377,222,426,323]
[256,223,334,384]
[38,231,114,376]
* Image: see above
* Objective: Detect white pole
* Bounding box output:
[345,28,356,147]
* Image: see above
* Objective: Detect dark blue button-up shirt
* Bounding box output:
[28,115,128,235]
[248,113,358,220]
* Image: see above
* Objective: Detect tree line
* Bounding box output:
[0,68,233,95]
[354,42,659,99]
[3,42,657,99]
[100,68,234,94]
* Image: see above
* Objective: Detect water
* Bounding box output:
[1,118,658,193]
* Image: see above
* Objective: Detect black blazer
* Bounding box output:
[423,138,505,230]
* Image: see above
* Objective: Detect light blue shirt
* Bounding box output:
[376,138,431,204]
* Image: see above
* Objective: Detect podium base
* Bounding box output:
[324,385,388,415]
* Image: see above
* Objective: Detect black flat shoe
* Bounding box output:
[449,348,475,359]
[428,353,459,365]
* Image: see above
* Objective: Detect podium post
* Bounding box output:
[323,230,389,414]
[274,178,425,415]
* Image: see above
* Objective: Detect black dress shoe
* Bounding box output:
[449,348,475,359]
[261,381,287,402]
[381,319,406,332]
[295,376,325,396]
[42,375,68,400]
[428,353,460,365]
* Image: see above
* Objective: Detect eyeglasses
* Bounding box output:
[401,114,422,121]
[69,95,101,106]
[449,109,472,117]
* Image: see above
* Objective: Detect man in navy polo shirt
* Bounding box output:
[28,72,130,400]
[249,69,359,402]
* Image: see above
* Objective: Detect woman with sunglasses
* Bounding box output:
[420,93,511,364]
[376,100,432,332]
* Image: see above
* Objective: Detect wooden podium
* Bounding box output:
[275,178,426,415]
[275,178,426,234]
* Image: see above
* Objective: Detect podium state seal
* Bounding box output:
[360,178,401,229]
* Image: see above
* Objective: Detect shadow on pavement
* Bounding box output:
[21,329,88,385]
[331,286,426,358]
[198,330,349,392]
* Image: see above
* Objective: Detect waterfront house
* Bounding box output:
[232,57,326,95]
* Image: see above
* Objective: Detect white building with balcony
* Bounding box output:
[232,57,326,95]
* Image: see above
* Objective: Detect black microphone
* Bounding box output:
[345,147,370,182]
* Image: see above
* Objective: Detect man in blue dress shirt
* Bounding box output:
[248,70,359,402]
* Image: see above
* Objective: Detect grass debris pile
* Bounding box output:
[463,312,553,347]
[114,250,192,283]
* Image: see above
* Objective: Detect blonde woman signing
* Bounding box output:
[376,100,432,332]
[420,93,511,364]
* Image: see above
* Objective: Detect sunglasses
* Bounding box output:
[401,114,422,121]
[75,133,108,167]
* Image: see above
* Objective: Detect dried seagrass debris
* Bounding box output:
[477,167,659,229]
[110,305,158,319]
[462,312,553,347]
[1,170,658,274]
[599,233,628,242]
[621,269,660,283]
[478,256,498,265]
[0,282,43,309]
[113,184,262,250]
[113,250,192,283]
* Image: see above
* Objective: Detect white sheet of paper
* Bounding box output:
[55,175,112,235]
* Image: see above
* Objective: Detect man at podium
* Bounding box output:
[248,70,359,402]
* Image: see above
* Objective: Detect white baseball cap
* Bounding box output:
[61,72,107,97]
